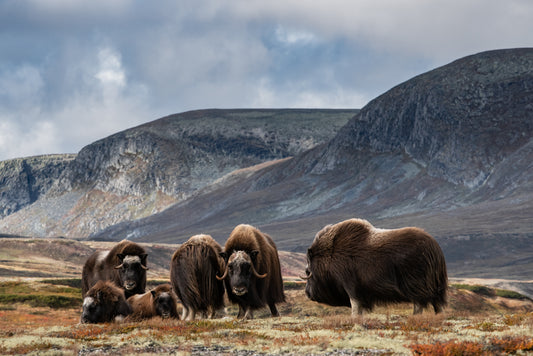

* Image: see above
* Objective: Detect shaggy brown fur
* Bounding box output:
[82,240,148,298]
[127,284,179,320]
[304,218,448,316]
[219,224,285,319]
[170,234,225,320]
[80,280,132,323]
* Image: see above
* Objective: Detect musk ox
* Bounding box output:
[302,218,448,316]
[127,283,179,320]
[80,280,132,323]
[170,234,226,320]
[218,224,285,319]
[82,240,148,299]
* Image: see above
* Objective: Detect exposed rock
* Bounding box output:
[0,154,75,218]
[0,109,355,237]
[92,49,533,282]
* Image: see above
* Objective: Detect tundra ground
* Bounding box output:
[0,278,532,355]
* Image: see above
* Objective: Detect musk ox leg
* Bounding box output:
[432,302,443,314]
[349,297,363,317]
[413,303,424,315]
[268,302,280,317]
[237,305,245,319]
[237,304,254,319]
[207,307,216,319]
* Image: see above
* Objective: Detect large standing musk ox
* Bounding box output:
[127,283,179,320]
[218,224,285,319]
[170,234,226,320]
[302,219,448,316]
[80,280,132,323]
[82,240,148,299]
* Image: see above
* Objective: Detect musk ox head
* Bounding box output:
[115,253,148,292]
[217,250,266,296]
[81,281,131,323]
[301,225,351,307]
[151,285,178,319]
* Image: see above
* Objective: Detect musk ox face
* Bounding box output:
[218,250,266,296]
[81,294,111,324]
[152,290,175,318]
[80,281,130,323]
[115,254,148,292]
[302,248,351,307]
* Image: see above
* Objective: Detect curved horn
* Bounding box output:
[141,264,149,270]
[299,272,313,280]
[251,264,267,279]
[216,267,228,281]
[114,264,123,269]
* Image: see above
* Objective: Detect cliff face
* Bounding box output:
[0,109,355,237]
[0,155,75,218]
[323,48,533,189]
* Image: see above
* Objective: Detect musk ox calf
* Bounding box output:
[80,280,132,323]
[170,234,226,320]
[127,283,179,320]
[218,224,285,319]
[82,240,148,299]
[303,218,448,316]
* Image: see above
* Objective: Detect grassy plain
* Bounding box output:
[0,279,532,355]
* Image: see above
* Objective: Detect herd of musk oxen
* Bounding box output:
[80,219,448,323]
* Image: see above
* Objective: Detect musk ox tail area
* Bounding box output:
[170,236,225,319]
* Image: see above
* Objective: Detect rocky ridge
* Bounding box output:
[92,49,533,280]
[0,109,355,237]
[0,154,76,218]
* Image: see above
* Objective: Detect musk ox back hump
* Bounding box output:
[305,218,448,315]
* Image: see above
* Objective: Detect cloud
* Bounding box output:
[1,0,532,161]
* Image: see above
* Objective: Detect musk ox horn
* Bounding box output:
[114,264,123,269]
[141,264,149,270]
[251,264,267,279]
[299,272,312,280]
[216,268,228,281]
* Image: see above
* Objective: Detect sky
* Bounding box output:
[1,0,532,161]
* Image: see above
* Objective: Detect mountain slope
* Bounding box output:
[95,49,533,279]
[0,109,355,237]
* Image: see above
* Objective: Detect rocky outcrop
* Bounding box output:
[93,49,533,264]
[0,109,355,237]
[320,48,533,189]
[0,154,75,218]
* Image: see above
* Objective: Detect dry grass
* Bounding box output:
[0,281,532,355]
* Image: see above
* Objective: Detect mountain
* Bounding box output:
[0,154,76,218]
[0,109,355,237]
[1,48,532,280]
[93,49,533,279]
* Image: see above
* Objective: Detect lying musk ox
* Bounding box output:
[82,240,148,299]
[302,219,448,315]
[170,234,226,320]
[127,283,179,320]
[218,224,285,319]
[80,280,132,323]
